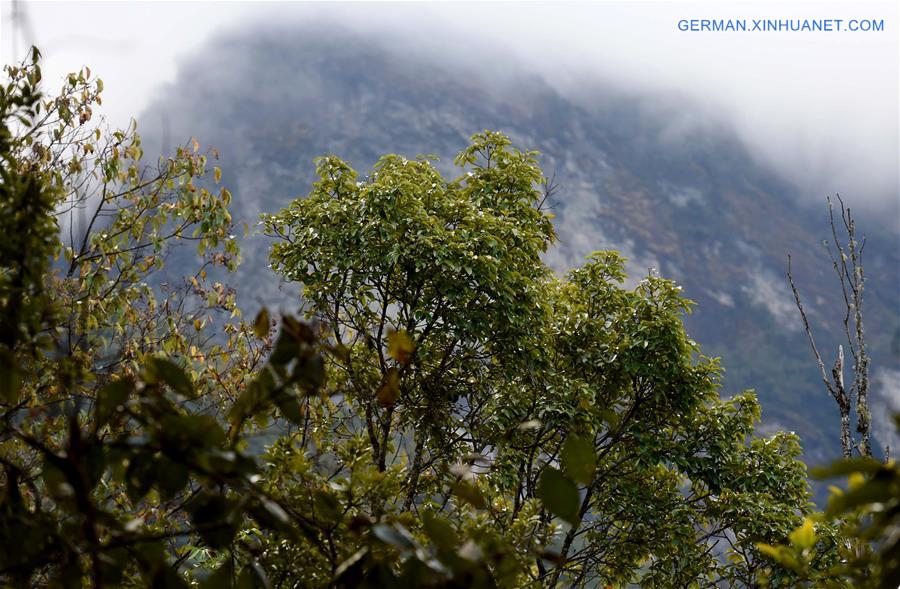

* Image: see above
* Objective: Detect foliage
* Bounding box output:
[262,132,825,587]
[817,448,900,589]
[0,47,59,393]
[757,418,900,589]
[0,49,282,587]
[0,50,848,588]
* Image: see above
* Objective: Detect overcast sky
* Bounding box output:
[2,0,898,213]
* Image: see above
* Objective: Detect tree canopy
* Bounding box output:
[260,131,834,588]
[0,50,882,588]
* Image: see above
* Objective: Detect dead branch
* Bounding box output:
[787,195,871,458]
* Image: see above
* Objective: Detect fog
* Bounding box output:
[2,1,897,216]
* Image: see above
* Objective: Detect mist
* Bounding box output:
[3,1,897,221]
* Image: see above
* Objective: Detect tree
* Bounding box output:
[261,132,830,587]
[0,47,58,385]
[0,49,298,587]
[787,196,871,458]
[759,198,896,588]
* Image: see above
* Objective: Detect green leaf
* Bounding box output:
[230,366,276,425]
[42,455,73,499]
[275,393,304,424]
[313,490,342,524]
[810,456,883,479]
[125,452,157,503]
[561,433,596,485]
[155,457,190,501]
[599,409,620,427]
[826,477,895,517]
[187,492,238,549]
[293,353,325,393]
[333,548,369,583]
[249,497,292,533]
[151,566,191,589]
[0,347,22,404]
[235,561,269,589]
[48,559,83,589]
[537,467,580,525]
[145,357,194,398]
[95,377,132,428]
[451,481,486,509]
[159,414,226,450]
[373,523,416,550]
[201,560,234,589]
[422,511,459,550]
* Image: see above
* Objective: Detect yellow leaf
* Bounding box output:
[788,517,816,550]
[755,543,780,559]
[387,330,414,364]
[377,368,400,407]
[253,308,270,339]
[191,137,200,153]
[214,166,222,184]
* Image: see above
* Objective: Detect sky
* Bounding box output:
[1,0,898,215]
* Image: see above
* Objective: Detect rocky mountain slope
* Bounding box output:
[140,27,900,477]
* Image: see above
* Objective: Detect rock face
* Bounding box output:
[141,26,899,479]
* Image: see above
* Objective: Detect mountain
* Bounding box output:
[140,26,900,487]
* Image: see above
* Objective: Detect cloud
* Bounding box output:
[706,289,736,308]
[5,1,897,217]
[742,265,801,327]
[659,182,706,208]
[872,367,900,455]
